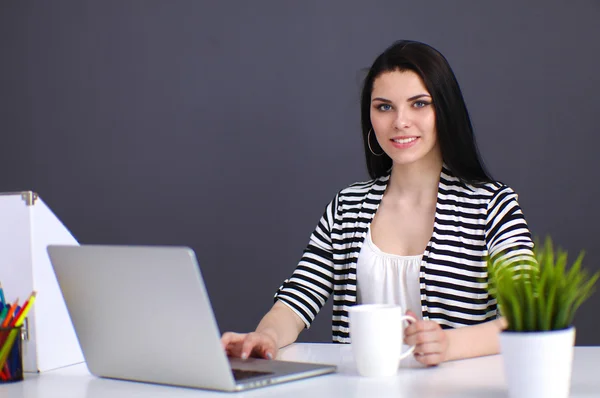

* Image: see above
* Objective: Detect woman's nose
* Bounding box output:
[394,108,411,129]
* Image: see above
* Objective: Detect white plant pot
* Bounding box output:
[500,327,575,398]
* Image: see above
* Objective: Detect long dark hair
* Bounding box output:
[361,40,491,183]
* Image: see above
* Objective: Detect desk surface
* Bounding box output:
[3,344,599,398]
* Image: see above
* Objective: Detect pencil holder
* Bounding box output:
[0,326,24,383]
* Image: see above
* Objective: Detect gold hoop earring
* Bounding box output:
[367,128,384,156]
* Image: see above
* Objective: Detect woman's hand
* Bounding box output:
[403,310,449,366]
[221,331,278,360]
[221,301,305,361]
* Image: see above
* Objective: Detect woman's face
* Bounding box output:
[370,70,441,167]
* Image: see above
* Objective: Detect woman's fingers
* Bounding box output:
[414,351,444,366]
[403,320,448,366]
[413,341,445,356]
[221,332,243,348]
[404,322,441,345]
[251,333,278,359]
[221,332,256,358]
[241,333,265,359]
[405,329,442,345]
[260,340,277,360]
[221,332,277,360]
[405,319,439,335]
[221,332,246,356]
[411,336,446,366]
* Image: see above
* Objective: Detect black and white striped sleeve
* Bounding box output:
[485,186,536,269]
[273,195,338,328]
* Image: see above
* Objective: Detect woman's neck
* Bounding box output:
[386,157,442,204]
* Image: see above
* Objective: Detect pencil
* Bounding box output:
[0,292,38,380]
[0,307,7,326]
[10,292,36,328]
[0,299,18,329]
[0,292,37,381]
[0,283,5,306]
[0,328,20,374]
[0,298,23,378]
[13,292,37,327]
[1,360,9,380]
[0,299,19,351]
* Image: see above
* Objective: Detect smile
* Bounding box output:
[391,137,418,144]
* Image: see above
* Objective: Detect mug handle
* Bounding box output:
[398,314,417,361]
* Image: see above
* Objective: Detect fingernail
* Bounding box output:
[267,353,273,360]
[241,353,248,360]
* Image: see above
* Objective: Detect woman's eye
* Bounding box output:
[413,101,430,108]
[377,104,392,111]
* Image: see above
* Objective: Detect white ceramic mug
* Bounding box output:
[348,304,416,377]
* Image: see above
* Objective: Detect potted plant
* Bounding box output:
[488,237,599,398]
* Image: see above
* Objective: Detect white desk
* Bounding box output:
[2,344,599,397]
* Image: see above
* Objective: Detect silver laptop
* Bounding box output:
[47,245,336,392]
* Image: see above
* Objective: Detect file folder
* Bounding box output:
[0,192,84,372]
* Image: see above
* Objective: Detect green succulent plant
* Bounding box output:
[488,237,599,332]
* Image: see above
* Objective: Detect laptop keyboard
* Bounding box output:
[232,368,274,380]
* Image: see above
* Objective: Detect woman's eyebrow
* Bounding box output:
[372,94,432,103]
[407,94,431,101]
[371,97,392,103]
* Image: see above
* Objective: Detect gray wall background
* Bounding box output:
[1,1,599,345]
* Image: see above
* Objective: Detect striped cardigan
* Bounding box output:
[274,166,535,343]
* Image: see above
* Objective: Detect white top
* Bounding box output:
[357,228,423,319]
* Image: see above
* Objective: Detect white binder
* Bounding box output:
[0,192,84,372]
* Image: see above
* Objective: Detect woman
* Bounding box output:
[221,40,534,366]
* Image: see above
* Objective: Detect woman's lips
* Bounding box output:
[390,136,419,149]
